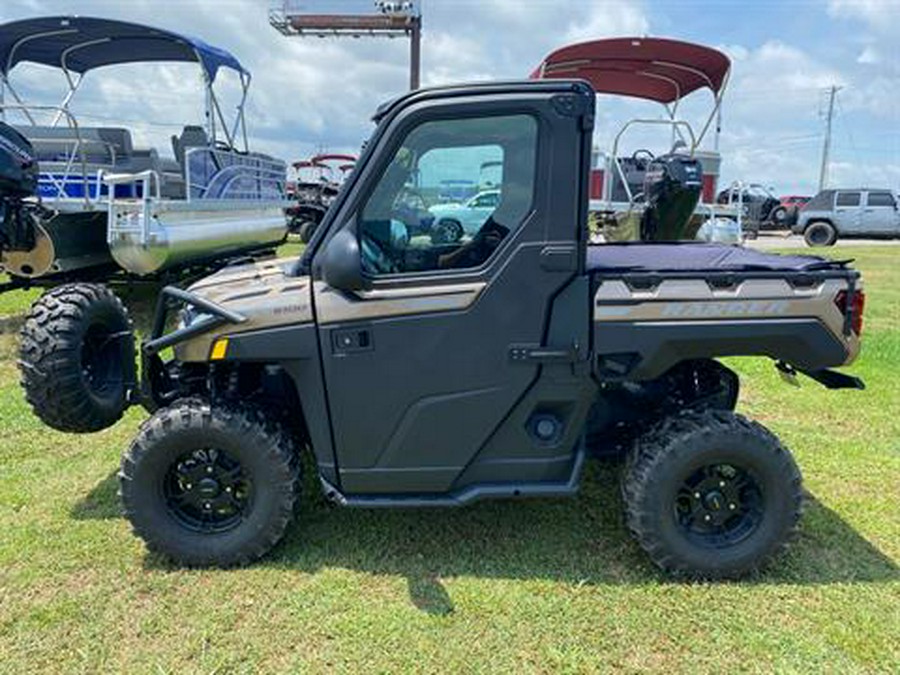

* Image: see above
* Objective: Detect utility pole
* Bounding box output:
[409,13,421,90]
[818,85,841,191]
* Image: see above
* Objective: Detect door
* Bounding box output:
[862,191,899,235]
[311,86,592,495]
[834,191,862,232]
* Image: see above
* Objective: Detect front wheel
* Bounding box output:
[120,399,301,567]
[623,410,802,579]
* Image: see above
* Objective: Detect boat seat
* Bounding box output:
[171,125,209,170]
[113,149,185,199]
[15,125,134,166]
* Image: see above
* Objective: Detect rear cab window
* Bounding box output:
[835,192,861,207]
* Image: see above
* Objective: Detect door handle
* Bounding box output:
[509,343,579,364]
[332,327,372,354]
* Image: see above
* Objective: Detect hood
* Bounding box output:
[175,257,313,362]
[429,202,463,214]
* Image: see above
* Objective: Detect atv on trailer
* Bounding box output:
[102,78,864,578]
[285,154,356,243]
[0,17,290,433]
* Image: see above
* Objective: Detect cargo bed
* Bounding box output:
[589,243,861,381]
[587,242,850,275]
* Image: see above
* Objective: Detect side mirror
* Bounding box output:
[322,228,365,291]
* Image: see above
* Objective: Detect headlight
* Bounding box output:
[177,307,212,329]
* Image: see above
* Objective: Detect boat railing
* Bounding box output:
[605,118,697,206]
[0,103,96,207]
[103,170,162,247]
[184,146,286,202]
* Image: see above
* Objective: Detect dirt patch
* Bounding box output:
[0,315,24,335]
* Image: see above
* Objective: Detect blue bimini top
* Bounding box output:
[0,16,247,83]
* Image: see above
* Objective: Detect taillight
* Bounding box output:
[835,289,865,335]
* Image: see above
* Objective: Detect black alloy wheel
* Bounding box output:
[163,447,254,534]
[81,322,126,401]
[673,462,763,548]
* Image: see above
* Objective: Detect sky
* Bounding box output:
[1,0,897,196]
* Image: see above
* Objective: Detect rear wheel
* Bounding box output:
[804,221,837,247]
[120,399,300,567]
[770,205,788,227]
[623,410,802,579]
[19,283,134,433]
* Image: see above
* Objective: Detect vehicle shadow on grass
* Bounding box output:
[73,459,899,615]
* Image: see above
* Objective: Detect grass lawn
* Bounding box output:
[0,245,898,673]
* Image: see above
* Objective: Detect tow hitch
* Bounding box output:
[776,361,865,390]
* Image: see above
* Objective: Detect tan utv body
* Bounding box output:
[79,80,869,578]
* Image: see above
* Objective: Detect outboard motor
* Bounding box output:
[0,121,40,252]
[640,153,703,241]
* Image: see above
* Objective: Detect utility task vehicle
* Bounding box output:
[107,78,866,578]
[286,154,356,242]
[793,188,900,246]
[0,17,288,433]
[717,183,787,235]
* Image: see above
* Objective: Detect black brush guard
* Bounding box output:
[141,286,246,407]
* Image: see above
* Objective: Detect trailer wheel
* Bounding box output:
[19,283,134,433]
[804,221,837,247]
[623,410,802,579]
[120,399,300,567]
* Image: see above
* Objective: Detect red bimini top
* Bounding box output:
[530,37,730,104]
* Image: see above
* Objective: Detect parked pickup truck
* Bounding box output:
[793,188,900,246]
[54,81,865,578]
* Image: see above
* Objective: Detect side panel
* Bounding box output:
[220,323,338,484]
[592,276,857,380]
[862,192,899,235]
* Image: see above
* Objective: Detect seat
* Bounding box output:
[171,125,209,170]
[15,125,133,166]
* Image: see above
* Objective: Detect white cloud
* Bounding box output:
[828,0,893,32]
[856,45,880,65]
[564,2,649,43]
[0,0,894,195]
